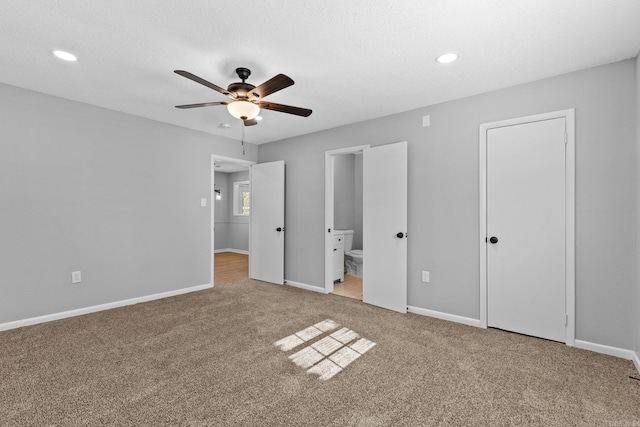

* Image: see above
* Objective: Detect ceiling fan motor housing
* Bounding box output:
[227,82,256,98]
[230,67,258,98]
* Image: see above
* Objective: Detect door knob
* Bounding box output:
[489,236,498,244]
[276,227,284,232]
[396,232,404,238]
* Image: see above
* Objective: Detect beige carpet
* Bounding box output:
[1,279,638,426]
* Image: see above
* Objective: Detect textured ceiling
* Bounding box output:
[1,1,639,145]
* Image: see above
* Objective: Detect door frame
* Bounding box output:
[210,154,256,287]
[324,145,370,293]
[478,109,575,345]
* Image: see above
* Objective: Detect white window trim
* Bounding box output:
[233,180,250,216]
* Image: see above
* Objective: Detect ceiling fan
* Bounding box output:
[174,67,312,126]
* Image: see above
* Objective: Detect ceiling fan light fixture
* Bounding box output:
[227,100,259,120]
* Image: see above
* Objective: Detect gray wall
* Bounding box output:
[332,153,363,249]
[635,53,640,362]
[259,59,637,350]
[354,153,363,249]
[214,171,250,252]
[0,83,257,324]
[227,170,250,252]
[214,172,230,250]
[333,154,355,231]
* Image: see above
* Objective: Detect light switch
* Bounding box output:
[71,271,82,284]
[422,271,430,283]
[422,115,430,127]
[201,198,207,207]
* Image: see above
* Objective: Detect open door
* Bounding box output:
[363,141,408,313]
[249,161,285,284]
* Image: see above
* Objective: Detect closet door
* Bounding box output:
[486,118,567,342]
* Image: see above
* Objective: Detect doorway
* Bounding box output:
[479,109,575,345]
[325,145,369,300]
[211,155,256,286]
[325,142,408,313]
[331,152,364,300]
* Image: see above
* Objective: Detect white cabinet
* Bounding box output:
[333,234,344,282]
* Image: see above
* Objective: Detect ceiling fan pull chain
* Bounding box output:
[242,123,245,156]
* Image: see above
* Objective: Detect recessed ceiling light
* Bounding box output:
[219,123,231,129]
[436,53,458,64]
[52,50,78,62]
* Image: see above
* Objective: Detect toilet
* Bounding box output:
[336,229,363,277]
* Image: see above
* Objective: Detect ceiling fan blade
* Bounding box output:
[175,101,228,109]
[243,118,258,126]
[259,101,312,117]
[249,74,294,99]
[174,70,232,97]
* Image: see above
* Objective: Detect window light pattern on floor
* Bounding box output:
[274,319,376,380]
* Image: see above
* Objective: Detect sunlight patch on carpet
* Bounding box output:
[289,346,325,369]
[330,327,360,344]
[307,359,342,381]
[274,319,340,351]
[275,319,376,380]
[311,336,343,356]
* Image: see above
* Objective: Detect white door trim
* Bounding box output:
[210,154,256,287]
[478,109,575,346]
[324,145,370,293]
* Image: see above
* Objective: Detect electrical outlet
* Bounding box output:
[422,271,430,283]
[201,198,207,207]
[71,271,82,284]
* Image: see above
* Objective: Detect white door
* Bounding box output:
[250,161,285,284]
[363,141,407,313]
[487,118,566,342]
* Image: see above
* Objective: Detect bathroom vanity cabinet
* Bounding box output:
[333,234,344,282]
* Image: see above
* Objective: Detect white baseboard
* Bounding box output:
[214,248,249,255]
[633,351,640,373]
[404,309,638,365]
[0,283,212,332]
[407,306,481,328]
[632,351,640,373]
[284,280,326,293]
[574,340,635,361]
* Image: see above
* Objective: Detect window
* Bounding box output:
[233,181,250,216]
